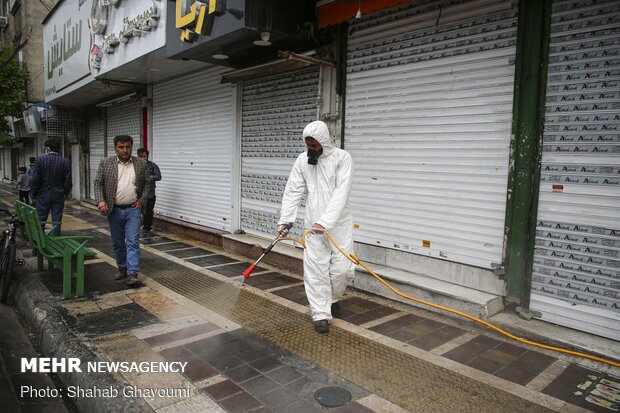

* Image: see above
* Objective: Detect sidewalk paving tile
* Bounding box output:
[219,390,264,413]
[126,289,193,320]
[244,272,300,290]
[250,356,284,373]
[61,302,159,337]
[166,247,215,258]
[209,262,257,277]
[409,325,466,351]
[141,236,174,245]
[369,313,425,334]
[204,380,243,401]
[338,297,399,325]
[224,364,262,383]
[265,366,304,385]
[187,255,238,267]
[542,363,620,413]
[182,356,220,382]
[330,401,375,412]
[256,385,299,410]
[150,242,194,251]
[276,399,322,413]
[144,322,219,346]
[210,354,246,373]
[443,335,501,363]
[159,345,195,362]
[271,285,309,305]
[443,335,557,386]
[240,374,280,396]
[371,313,466,351]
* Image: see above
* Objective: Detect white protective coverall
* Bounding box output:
[278,121,356,322]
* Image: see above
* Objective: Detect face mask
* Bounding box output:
[307,149,322,165]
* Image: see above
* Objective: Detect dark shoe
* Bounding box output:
[114,269,127,280]
[331,302,342,318]
[313,320,330,334]
[126,273,139,286]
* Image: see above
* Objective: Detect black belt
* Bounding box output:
[115,204,135,209]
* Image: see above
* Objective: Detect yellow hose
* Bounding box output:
[281,230,620,368]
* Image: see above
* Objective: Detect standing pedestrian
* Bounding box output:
[14,167,30,205]
[277,120,356,333]
[26,157,36,178]
[26,157,36,203]
[30,139,72,236]
[94,135,151,286]
[136,148,161,233]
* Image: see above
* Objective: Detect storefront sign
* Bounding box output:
[90,0,166,75]
[43,0,93,100]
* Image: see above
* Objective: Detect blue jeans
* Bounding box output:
[108,207,142,274]
[36,190,66,236]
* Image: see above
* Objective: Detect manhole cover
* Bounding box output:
[314,386,352,407]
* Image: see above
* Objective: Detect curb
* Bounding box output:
[12,271,154,413]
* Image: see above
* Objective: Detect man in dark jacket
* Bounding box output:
[30,139,72,236]
[137,148,161,233]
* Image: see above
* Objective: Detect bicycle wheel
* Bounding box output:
[0,239,16,303]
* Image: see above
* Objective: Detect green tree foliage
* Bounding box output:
[0,46,28,146]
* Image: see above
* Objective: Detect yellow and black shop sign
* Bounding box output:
[176,0,225,42]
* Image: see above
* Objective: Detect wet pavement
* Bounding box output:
[0,187,619,412]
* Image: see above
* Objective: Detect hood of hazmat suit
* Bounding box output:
[278,120,353,232]
[278,120,355,322]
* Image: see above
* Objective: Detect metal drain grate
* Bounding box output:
[314,386,351,407]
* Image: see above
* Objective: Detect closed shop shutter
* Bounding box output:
[152,67,234,231]
[529,0,620,340]
[106,98,142,148]
[240,67,319,238]
[345,0,517,268]
[88,117,104,200]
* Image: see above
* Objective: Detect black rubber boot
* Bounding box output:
[313,320,330,334]
[331,302,342,318]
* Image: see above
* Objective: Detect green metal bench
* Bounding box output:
[14,201,97,299]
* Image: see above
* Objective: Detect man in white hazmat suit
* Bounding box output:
[277,120,356,334]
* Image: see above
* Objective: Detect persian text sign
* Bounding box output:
[176,0,225,42]
[43,0,93,100]
[92,0,165,75]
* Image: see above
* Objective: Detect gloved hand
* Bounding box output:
[277,224,291,238]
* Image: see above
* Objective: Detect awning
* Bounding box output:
[317,0,412,28]
[220,51,335,83]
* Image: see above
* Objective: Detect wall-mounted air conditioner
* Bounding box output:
[0,16,8,28]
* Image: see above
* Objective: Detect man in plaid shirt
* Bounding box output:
[30,139,72,236]
[94,135,151,286]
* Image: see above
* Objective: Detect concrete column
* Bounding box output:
[71,144,81,200]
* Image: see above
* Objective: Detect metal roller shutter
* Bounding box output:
[106,99,142,147]
[240,67,320,239]
[152,67,234,231]
[345,0,517,269]
[529,0,620,340]
[88,117,104,200]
